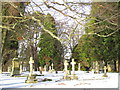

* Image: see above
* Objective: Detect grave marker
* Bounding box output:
[10,58,20,76]
[78,63,81,71]
[25,57,38,83]
[107,64,112,72]
[71,59,76,75]
[102,66,108,77]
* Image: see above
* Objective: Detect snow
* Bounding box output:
[0,71,119,88]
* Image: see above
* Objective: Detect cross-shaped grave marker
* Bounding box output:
[71,59,76,75]
[102,66,108,77]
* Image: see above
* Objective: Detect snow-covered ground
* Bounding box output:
[0,71,119,88]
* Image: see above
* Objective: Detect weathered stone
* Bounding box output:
[25,57,38,83]
[95,61,100,74]
[44,65,47,72]
[63,59,78,80]
[102,66,108,77]
[78,63,81,71]
[107,64,112,72]
[20,64,22,74]
[10,58,20,76]
[8,66,11,72]
[63,60,69,72]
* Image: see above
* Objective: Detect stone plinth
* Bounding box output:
[25,57,38,83]
[25,74,38,83]
[63,74,78,80]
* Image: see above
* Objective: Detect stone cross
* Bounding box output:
[78,63,81,71]
[64,60,69,71]
[102,66,108,77]
[20,64,22,74]
[104,66,107,74]
[29,57,34,75]
[71,59,76,74]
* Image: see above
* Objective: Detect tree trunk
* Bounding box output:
[0,2,2,73]
[113,60,117,72]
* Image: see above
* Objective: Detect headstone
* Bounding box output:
[116,61,118,72]
[39,66,42,74]
[71,59,76,75]
[78,63,81,71]
[64,60,69,73]
[107,64,112,72]
[44,65,47,72]
[25,57,38,83]
[8,66,11,72]
[10,58,20,76]
[20,64,22,74]
[70,59,78,80]
[49,66,52,73]
[63,60,70,80]
[102,66,108,77]
[95,61,100,74]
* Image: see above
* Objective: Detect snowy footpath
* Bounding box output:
[0,71,119,88]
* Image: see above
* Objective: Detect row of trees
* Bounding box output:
[72,2,119,72]
[0,1,119,72]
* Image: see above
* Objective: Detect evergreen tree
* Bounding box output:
[38,13,64,71]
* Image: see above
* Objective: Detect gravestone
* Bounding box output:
[64,59,78,80]
[102,66,108,77]
[95,61,100,74]
[78,63,81,71]
[116,61,118,72]
[107,64,112,72]
[63,60,71,80]
[10,58,20,76]
[49,66,52,73]
[8,66,11,72]
[71,59,76,75]
[20,64,22,74]
[39,66,42,74]
[51,63,55,72]
[25,57,38,83]
[44,65,47,72]
[63,60,69,73]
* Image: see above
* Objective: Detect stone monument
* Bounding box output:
[10,58,20,76]
[20,64,22,74]
[78,63,81,71]
[95,61,100,74]
[8,66,11,72]
[107,64,112,72]
[44,65,47,72]
[48,66,52,73]
[25,57,38,83]
[63,60,70,79]
[102,66,108,77]
[63,59,78,80]
[39,66,42,74]
[51,63,55,72]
